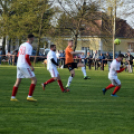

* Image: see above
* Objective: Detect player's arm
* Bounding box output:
[25,55,32,66]
[116,66,126,73]
[25,48,34,71]
[51,58,58,66]
[70,51,83,55]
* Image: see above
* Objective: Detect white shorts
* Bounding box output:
[109,78,121,86]
[48,68,59,78]
[17,67,35,78]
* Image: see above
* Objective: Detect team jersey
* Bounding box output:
[108,59,121,79]
[65,46,74,64]
[47,50,57,70]
[17,42,32,68]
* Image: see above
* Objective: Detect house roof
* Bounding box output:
[56,11,134,39]
[80,13,134,38]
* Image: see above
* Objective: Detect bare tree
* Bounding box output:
[51,0,101,51]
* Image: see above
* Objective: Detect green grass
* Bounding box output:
[0,66,134,134]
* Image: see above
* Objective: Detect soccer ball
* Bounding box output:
[114,39,121,45]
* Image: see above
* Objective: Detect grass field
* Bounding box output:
[0,66,134,134]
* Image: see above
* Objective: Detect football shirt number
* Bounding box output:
[19,46,26,55]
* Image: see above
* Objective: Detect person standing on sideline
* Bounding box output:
[7,51,12,65]
[41,44,67,92]
[102,54,126,97]
[59,51,65,69]
[125,51,133,72]
[105,52,112,71]
[56,50,60,67]
[10,34,37,102]
[80,53,86,68]
[65,40,90,90]
[0,48,2,65]
[87,52,93,70]
[93,50,99,70]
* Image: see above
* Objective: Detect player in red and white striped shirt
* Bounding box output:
[10,34,37,102]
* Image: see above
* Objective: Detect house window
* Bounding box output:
[81,47,89,50]
[128,42,134,52]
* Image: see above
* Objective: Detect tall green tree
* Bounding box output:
[8,0,54,59]
[0,0,14,54]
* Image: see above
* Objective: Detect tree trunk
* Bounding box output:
[8,38,11,52]
[34,37,41,64]
[73,35,78,51]
[2,37,6,55]
[19,39,22,46]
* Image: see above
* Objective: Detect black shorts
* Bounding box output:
[66,63,77,71]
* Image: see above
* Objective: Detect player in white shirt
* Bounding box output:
[102,54,126,97]
[10,34,37,102]
[41,44,68,92]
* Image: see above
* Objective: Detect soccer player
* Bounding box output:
[102,54,126,97]
[41,44,66,92]
[65,40,90,90]
[10,34,37,102]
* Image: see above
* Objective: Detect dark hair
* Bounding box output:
[50,44,56,48]
[68,39,73,43]
[118,54,124,58]
[28,34,34,38]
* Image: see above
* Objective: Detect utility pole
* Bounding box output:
[113,0,116,59]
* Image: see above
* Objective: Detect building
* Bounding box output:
[53,11,134,53]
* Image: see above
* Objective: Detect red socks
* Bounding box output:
[105,84,115,90]
[45,78,55,85]
[112,86,121,95]
[57,80,65,92]
[28,84,36,96]
[12,84,36,97]
[12,86,18,97]
[44,78,65,92]
[105,84,121,95]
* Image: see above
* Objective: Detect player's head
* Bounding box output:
[27,34,34,43]
[50,44,56,51]
[117,54,124,61]
[106,52,109,56]
[87,52,90,55]
[127,51,130,56]
[68,40,74,47]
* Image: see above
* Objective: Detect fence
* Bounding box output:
[0,55,114,71]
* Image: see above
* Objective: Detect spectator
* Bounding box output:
[87,52,93,70]
[56,50,60,66]
[125,51,133,72]
[105,52,112,71]
[7,51,12,65]
[80,53,86,67]
[75,54,80,64]
[93,50,99,70]
[13,50,18,65]
[0,48,2,65]
[98,53,103,63]
[59,51,65,69]
[98,53,105,70]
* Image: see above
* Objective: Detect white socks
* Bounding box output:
[81,67,87,77]
[67,76,73,87]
